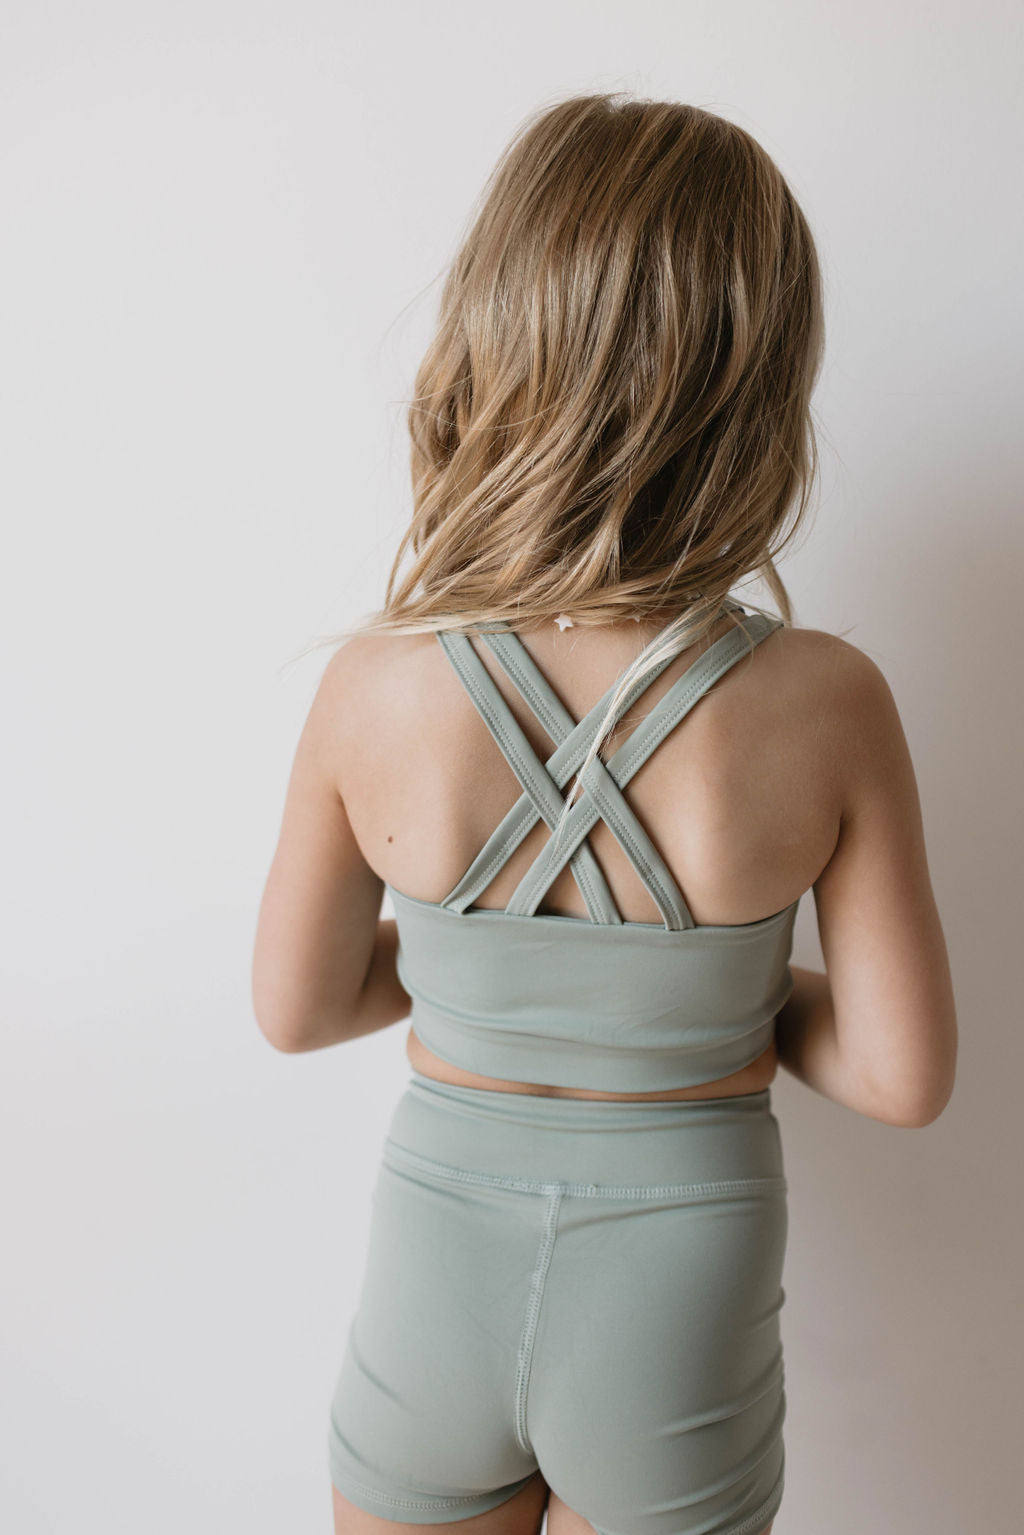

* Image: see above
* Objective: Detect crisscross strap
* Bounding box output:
[432,604,767,927]
[504,612,783,924]
[439,614,721,921]
[435,629,626,923]
[481,629,695,929]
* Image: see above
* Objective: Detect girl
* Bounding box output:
[253,91,958,1535]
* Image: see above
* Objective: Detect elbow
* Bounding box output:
[254,1009,311,1054]
[252,995,339,1055]
[885,1095,948,1129]
[261,1028,309,1055]
[877,1070,957,1129]
[252,981,298,1053]
[252,966,345,1053]
[254,993,362,1052]
[854,1019,958,1129]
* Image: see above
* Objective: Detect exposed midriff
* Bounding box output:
[406,1024,778,1101]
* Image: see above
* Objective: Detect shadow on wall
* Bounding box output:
[774,466,1023,1532]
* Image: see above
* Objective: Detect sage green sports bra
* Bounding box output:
[387,599,799,1092]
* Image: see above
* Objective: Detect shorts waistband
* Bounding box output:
[381,1071,785,1192]
[408,1069,772,1121]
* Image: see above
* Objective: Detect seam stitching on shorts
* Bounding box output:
[330,1464,522,1511]
[721,1450,786,1535]
[382,1140,787,1201]
[514,1184,563,1454]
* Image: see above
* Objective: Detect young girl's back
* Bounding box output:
[252,90,957,1535]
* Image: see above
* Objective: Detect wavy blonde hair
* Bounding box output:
[312,90,825,850]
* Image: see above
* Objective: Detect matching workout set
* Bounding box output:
[328,600,796,1535]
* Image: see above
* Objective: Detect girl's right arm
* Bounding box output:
[774,643,958,1128]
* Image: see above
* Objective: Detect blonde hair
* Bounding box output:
[310,90,825,852]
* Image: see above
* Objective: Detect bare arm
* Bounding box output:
[252,642,410,1054]
[774,643,958,1128]
[264,918,410,1054]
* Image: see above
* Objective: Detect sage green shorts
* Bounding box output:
[327,1072,788,1535]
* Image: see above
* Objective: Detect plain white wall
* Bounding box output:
[3,3,1021,1531]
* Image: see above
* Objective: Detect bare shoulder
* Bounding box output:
[762,620,888,679]
[756,622,907,793]
[318,628,436,692]
[310,628,445,755]
[760,622,897,714]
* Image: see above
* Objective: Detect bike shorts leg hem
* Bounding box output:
[328,1459,540,1525]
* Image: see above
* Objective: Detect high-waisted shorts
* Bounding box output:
[327,1071,789,1535]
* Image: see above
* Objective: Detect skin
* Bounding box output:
[252,603,958,1533]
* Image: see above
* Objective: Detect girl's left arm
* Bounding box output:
[251,645,410,1053]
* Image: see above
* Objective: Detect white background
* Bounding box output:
[2,3,1022,1531]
